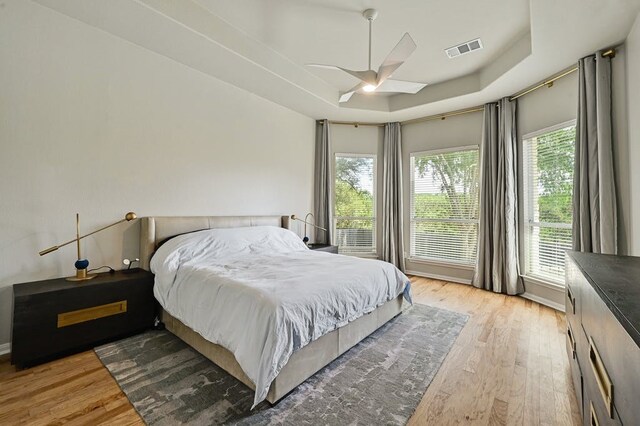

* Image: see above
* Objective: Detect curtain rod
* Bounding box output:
[324,106,486,128]
[324,47,617,127]
[509,48,615,101]
[401,106,484,125]
[509,67,578,101]
[326,121,384,127]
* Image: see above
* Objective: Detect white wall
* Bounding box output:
[329,124,384,255]
[401,112,484,282]
[0,0,315,348]
[625,13,640,255]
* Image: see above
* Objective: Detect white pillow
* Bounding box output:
[150,225,308,274]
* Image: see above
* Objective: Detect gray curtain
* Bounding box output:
[381,122,405,271]
[573,53,617,254]
[473,98,524,295]
[314,119,333,244]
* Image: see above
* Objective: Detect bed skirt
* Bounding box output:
[161,294,404,404]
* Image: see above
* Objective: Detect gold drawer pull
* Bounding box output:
[567,286,576,314]
[589,336,613,418]
[567,324,576,358]
[58,300,127,328]
[590,401,599,426]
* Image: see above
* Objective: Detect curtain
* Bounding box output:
[573,52,617,254]
[381,122,405,271]
[473,98,524,295]
[314,119,333,244]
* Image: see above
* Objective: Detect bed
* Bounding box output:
[140,215,411,408]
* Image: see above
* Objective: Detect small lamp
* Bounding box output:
[39,212,137,281]
[290,213,327,244]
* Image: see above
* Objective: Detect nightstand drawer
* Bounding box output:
[57,300,128,328]
[12,270,155,368]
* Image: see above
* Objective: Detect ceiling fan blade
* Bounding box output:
[338,68,376,84]
[376,33,417,85]
[375,79,427,94]
[339,91,356,103]
[307,64,376,85]
[339,82,366,103]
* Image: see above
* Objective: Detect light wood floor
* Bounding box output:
[0,277,580,425]
[407,277,580,425]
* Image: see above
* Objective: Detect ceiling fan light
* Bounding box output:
[363,84,377,92]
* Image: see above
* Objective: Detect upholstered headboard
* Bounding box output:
[139,215,291,270]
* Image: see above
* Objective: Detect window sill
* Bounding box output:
[405,257,475,270]
[521,274,565,291]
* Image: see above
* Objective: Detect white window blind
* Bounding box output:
[334,154,376,255]
[409,147,479,265]
[523,122,576,284]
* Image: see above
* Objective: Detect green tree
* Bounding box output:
[335,157,370,192]
[335,157,374,231]
[412,150,479,262]
[534,127,575,224]
[414,150,479,221]
[528,126,575,276]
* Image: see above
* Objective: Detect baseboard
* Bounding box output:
[405,270,471,285]
[408,268,564,311]
[520,292,565,312]
[0,342,10,356]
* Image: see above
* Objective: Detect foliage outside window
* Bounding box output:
[334,155,376,254]
[409,147,479,265]
[523,122,576,284]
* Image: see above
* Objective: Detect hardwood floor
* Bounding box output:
[0,351,142,425]
[0,277,580,425]
[407,276,581,425]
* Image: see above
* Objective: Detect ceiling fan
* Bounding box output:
[308,9,427,103]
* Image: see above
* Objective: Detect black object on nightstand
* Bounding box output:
[307,243,339,254]
[11,268,155,368]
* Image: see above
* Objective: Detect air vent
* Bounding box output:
[445,38,483,58]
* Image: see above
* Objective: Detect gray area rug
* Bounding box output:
[95,303,467,425]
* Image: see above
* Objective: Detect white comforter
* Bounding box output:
[151,226,411,408]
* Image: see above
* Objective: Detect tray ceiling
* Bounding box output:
[33,0,640,122]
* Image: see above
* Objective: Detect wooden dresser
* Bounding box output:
[11,269,155,368]
[566,252,640,425]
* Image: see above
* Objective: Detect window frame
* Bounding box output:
[333,152,377,256]
[408,145,480,266]
[521,119,576,286]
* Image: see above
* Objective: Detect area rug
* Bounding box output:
[95,303,467,425]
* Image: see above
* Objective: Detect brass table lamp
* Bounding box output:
[290,214,327,243]
[39,212,137,281]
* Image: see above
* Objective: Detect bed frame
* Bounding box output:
[140,215,404,404]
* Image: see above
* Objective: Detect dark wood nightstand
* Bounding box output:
[11,269,155,368]
[307,243,339,254]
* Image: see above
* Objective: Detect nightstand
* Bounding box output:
[307,243,339,254]
[11,269,155,368]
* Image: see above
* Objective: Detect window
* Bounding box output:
[334,154,376,255]
[523,121,576,284]
[409,147,479,265]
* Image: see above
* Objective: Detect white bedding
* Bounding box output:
[150,226,411,408]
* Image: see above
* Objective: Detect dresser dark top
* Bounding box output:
[13,268,154,297]
[568,251,640,347]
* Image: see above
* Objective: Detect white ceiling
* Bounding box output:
[196,0,530,92]
[34,0,640,122]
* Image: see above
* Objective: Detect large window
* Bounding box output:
[334,154,376,255]
[523,121,576,284]
[409,147,479,265]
